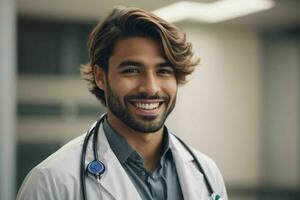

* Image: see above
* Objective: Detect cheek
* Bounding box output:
[107,76,137,99]
[163,79,178,97]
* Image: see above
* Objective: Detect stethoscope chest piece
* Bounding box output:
[86,160,105,179]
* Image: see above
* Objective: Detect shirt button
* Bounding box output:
[138,170,147,176]
[150,174,157,181]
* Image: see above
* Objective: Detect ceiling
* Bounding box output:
[17,0,300,30]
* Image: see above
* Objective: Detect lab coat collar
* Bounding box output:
[86,124,141,200]
[170,133,208,199]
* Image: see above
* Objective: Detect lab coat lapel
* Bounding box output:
[170,134,208,200]
[87,125,141,200]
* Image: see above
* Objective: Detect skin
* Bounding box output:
[94,37,177,171]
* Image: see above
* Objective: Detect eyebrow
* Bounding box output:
[157,62,173,68]
[117,60,143,69]
[117,59,173,69]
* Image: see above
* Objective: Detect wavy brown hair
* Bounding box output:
[81,6,199,106]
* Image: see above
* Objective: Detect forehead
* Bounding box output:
[109,37,167,67]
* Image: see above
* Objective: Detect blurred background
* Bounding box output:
[0,0,300,199]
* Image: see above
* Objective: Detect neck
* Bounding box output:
[107,112,164,171]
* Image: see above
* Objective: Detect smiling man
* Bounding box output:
[17,7,228,200]
[102,37,176,134]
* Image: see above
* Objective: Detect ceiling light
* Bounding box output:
[153,0,275,23]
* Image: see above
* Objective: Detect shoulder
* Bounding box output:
[17,134,86,200]
[191,149,224,186]
[35,133,85,174]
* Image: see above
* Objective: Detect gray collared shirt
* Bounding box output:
[103,118,184,200]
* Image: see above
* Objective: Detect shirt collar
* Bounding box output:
[103,117,134,164]
[103,117,172,165]
[161,127,171,159]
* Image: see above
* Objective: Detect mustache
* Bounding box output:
[125,93,169,101]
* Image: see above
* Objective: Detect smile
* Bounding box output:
[128,100,164,112]
[134,102,160,110]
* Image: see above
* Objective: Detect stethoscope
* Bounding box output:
[80,114,223,200]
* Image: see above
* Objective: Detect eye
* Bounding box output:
[121,67,140,75]
[157,67,174,76]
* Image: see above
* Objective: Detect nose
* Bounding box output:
[138,72,160,95]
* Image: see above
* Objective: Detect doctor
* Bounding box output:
[17,7,228,200]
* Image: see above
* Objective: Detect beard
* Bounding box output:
[106,83,176,133]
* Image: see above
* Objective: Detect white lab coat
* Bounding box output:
[17,123,228,200]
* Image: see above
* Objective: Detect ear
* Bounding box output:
[93,65,106,90]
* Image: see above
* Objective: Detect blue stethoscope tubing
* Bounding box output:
[80,114,222,200]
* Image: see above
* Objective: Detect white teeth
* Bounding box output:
[134,103,160,110]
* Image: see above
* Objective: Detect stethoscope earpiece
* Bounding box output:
[86,159,105,179]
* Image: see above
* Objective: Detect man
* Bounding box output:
[17,7,227,200]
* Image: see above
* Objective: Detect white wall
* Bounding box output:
[167,23,263,187]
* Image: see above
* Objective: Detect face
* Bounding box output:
[98,37,177,133]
